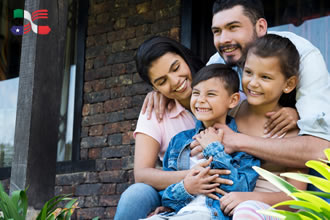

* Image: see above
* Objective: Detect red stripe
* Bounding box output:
[32,9,48,15]
[24,23,31,28]
[32,16,48,21]
[32,12,48,19]
[24,26,31,31]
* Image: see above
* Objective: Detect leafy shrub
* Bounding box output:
[253,148,330,219]
[0,185,78,220]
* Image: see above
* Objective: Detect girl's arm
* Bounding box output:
[220,167,308,216]
[220,191,291,216]
[134,133,188,190]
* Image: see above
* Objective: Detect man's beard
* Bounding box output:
[218,29,258,67]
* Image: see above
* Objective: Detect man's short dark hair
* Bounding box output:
[192,64,239,95]
[212,0,265,25]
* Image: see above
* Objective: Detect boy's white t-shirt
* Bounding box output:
[177,156,211,215]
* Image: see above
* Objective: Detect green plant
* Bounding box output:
[253,148,330,220]
[0,184,27,220]
[36,194,78,220]
[0,184,78,220]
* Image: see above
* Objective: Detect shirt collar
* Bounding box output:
[168,99,188,118]
[193,115,237,135]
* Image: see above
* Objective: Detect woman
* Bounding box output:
[114,37,231,220]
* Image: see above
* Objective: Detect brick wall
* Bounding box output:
[55,0,181,219]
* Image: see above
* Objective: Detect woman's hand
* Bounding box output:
[264,107,299,138]
[141,90,173,122]
[220,192,253,216]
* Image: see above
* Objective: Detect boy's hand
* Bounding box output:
[191,157,232,199]
[141,91,173,122]
[264,107,298,138]
[220,192,252,216]
[183,166,220,195]
[195,127,224,149]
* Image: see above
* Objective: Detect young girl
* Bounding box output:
[219,34,308,219]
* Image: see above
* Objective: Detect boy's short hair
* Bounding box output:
[191,64,239,95]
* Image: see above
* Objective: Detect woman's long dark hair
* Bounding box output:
[135,36,205,85]
[243,34,300,108]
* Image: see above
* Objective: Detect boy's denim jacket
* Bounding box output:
[161,116,260,220]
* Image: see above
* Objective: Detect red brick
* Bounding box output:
[90,103,104,115]
[105,159,122,170]
[84,82,93,93]
[99,184,116,195]
[91,79,106,92]
[99,170,128,183]
[82,104,90,116]
[76,207,105,220]
[122,131,134,144]
[104,121,135,135]
[88,148,102,159]
[104,97,132,112]
[105,207,117,219]
[112,63,126,76]
[99,195,120,206]
[89,125,104,136]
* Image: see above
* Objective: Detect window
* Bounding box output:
[57,0,79,162]
[0,0,24,168]
[0,0,89,178]
[265,0,330,68]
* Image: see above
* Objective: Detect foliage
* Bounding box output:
[36,194,78,220]
[0,184,78,220]
[0,184,27,220]
[253,148,330,220]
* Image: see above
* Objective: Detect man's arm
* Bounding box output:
[215,124,329,168]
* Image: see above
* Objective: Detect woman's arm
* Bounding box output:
[134,133,188,190]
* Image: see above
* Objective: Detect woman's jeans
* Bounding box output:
[114,183,161,220]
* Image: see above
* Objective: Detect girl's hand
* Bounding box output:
[220,192,253,216]
[195,127,224,149]
[264,107,299,138]
[141,91,173,122]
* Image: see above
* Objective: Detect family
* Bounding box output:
[115,0,330,219]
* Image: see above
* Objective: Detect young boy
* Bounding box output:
[143,64,260,220]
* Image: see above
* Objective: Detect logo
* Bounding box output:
[11,9,51,35]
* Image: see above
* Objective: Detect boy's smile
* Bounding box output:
[191,78,234,128]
